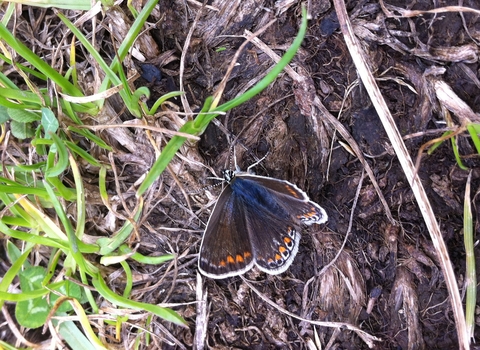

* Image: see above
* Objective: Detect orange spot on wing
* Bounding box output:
[275,253,281,261]
[236,254,244,263]
[284,237,292,244]
[220,260,226,267]
[286,185,300,197]
[244,251,252,259]
[227,255,235,264]
[299,209,317,219]
[279,246,287,253]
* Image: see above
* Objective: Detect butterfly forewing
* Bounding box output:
[198,185,255,279]
[236,174,328,226]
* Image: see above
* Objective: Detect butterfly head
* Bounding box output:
[222,169,236,183]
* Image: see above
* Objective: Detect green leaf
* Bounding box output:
[467,123,480,154]
[0,22,85,98]
[5,241,31,268]
[7,108,41,123]
[68,126,112,151]
[58,320,98,350]
[15,296,49,329]
[41,107,59,138]
[10,120,35,139]
[92,273,187,326]
[51,281,84,313]
[16,266,49,329]
[65,141,102,167]
[17,266,46,292]
[97,201,143,255]
[146,90,184,115]
[9,0,92,10]
[35,125,47,155]
[0,339,24,350]
[15,267,86,329]
[45,132,69,178]
[0,105,9,123]
[118,245,174,265]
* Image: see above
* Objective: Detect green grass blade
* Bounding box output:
[56,12,139,116]
[208,7,308,118]
[67,126,112,150]
[118,245,174,265]
[102,0,161,87]
[0,222,68,249]
[0,281,65,301]
[97,202,143,255]
[45,132,69,178]
[58,321,100,350]
[146,91,184,115]
[92,273,187,326]
[4,0,92,10]
[466,123,480,154]
[0,23,85,98]
[65,141,102,167]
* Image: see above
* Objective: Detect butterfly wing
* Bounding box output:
[231,174,327,274]
[198,185,255,279]
[237,174,328,226]
[244,202,302,274]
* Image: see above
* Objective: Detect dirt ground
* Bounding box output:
[3,0,480,349]
[136,1,480,349]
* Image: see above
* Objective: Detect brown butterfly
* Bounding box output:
[198,170,328,279]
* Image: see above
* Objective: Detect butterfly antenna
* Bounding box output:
[233,146,240,171]
[226,141,240,172]
[189,174,226,195]
[246,152,269,173]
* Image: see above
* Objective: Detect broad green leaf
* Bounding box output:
[0,105,9,123]
[16,295,50,329]
[18,266,47,292]
[5,240,31,268]
[41,107,59,137]
[7,108,40,123]
[10,120,35,139]
[16,266,49,329]
[51,281,85,313]
[15,267,85,328]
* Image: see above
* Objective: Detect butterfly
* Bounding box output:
[198,169,328,279]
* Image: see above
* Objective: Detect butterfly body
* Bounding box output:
[198,170,328,279]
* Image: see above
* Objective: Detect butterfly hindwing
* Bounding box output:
[244,203,301,274]
[229,175,303,274]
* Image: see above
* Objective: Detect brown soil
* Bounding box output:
[2,0,480,349]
